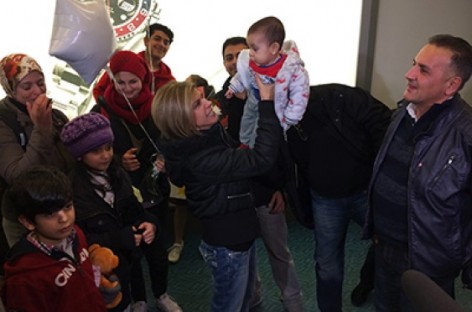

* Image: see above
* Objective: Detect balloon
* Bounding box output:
[49,0,117,85]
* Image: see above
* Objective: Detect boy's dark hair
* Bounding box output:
[429,34,472,90]
[7,166,72,223]
[222,36,247,56]
[146,23,174,44]
[187,74,216,99]
[248,16,285,48]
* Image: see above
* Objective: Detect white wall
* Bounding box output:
[371,0,472,108]
[0,0,363,117]
[156,0,363,90]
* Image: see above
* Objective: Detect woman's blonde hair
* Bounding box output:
[152,81,200,139]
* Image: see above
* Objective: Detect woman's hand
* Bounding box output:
[255,75,275,101]
[155,155,165,173]
[26,94,52,133]
[135,222,157,244]
[122,147,140,171]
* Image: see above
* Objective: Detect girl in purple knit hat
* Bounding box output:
[61,112,160,312]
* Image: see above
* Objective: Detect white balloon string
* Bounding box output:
[107,65,161,154]
[145,22,156,95]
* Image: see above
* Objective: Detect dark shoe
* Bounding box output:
[351,283,373,307]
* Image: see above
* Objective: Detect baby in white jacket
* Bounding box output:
[226,16,310,147]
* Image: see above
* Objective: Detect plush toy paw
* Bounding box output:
[99,274,123,309]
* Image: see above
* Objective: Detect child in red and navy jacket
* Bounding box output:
[1,166,109,312]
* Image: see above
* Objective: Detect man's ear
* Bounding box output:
[18,215,35,232]
[445,76,462,96]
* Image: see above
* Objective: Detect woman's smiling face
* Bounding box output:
[192,90,219,130]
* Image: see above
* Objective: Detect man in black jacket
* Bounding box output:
[287,83,392,311]
[365,34,472,311]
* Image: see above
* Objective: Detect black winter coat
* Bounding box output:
[91,100,170,209]
[160,101,282,247]
[216,76,246,144]
[287,83,392,198]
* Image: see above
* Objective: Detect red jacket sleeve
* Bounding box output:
[92,72,111,102]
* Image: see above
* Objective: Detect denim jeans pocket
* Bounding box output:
[199,241,218,268]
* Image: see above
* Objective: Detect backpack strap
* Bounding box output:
[0,104,27,149]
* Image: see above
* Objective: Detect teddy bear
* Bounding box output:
[88,243,123,309]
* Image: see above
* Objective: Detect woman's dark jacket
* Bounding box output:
[160,101,281,247]
[91,100,170,208]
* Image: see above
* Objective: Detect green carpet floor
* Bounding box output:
[141,208,472,311]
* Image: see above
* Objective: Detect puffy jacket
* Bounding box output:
[365,94,472,283]
[230,40,309,146]
[160,101,281,247]
[0,97,75,221]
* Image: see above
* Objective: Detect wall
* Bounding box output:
[370,0,472,108]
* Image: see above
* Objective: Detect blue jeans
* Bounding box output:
[375,241,455,312]
[199,240,257,312]
[310,190,368,312]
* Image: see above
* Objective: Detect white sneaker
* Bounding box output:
[131,301,147,312]
[155,293,182,312]
[167,242,184,263]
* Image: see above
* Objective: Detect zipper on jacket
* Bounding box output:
[52,249,86,277]
[432,154,456,184]
[227,192,251,200]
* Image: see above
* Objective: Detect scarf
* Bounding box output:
[102,83,153,125]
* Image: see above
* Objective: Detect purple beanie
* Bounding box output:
[61,112,114,158]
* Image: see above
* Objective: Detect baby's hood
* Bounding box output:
[282,40,305,66]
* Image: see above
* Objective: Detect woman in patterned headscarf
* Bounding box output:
[0,53,74,246]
